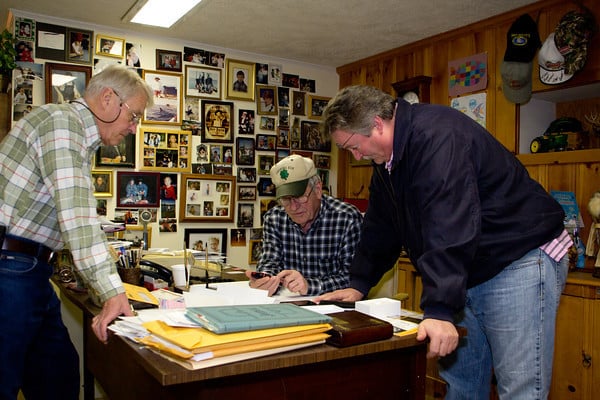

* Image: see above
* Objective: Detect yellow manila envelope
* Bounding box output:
[142,319,331,353]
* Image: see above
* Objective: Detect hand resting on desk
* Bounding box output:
[313,288,364,303]
[92,292,135,343]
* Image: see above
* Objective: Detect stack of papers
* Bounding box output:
[109,307,331,370]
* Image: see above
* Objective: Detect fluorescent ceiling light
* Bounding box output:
[129,0,202,28]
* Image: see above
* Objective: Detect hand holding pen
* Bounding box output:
[245,271,281,296]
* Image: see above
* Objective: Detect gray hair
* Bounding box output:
[85,64,153,107]
[321,85,395,137]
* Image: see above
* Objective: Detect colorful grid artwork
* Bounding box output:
[448,53,488,97]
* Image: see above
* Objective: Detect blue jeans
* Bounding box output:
[438,248,568,400]
[0,250,79,400]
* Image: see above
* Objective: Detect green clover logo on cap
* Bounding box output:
[280,169,289,181]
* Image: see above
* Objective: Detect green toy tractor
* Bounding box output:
[530,117,584,153]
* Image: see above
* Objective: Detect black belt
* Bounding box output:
[1,233,54,261]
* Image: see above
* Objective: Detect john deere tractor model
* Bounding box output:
[530,117,584,154]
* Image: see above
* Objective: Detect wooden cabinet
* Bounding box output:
[550,272,600,400]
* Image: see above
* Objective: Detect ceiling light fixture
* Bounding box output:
[123,0,203,28]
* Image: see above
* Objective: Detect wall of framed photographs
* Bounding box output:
[9,10,339,268]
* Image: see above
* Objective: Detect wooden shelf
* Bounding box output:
[516,148,600,166]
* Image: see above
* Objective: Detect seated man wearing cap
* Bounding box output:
[246,155,363,296]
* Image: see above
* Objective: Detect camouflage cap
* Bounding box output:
[554,9,597,75]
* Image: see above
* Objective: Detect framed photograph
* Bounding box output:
[301,120,331,152]
[258,154,275,175]
[292,91,306,116]
[15,18,36,41]
[95,34,125,58]
[277,86,290,107]
[156,49,182,72]
[96,136,136,168]
[256,85,278,115]
[278,108,290,127]
[236,137,255,165]
[143,70,182,125]
[256,134,277,151]
[259,116,276,131]
[139,128,191,172]
[314,154,331,169]
[269,63,283,86]
[185,65,220,99]
[92,170,112,197]
[66,28,93,64]
[257,177,276,196]
[116,171,160,208]
[277,128,290,148]
[238,109,255,134]
[308,95,331,119]
[116,225,152,248]
[248,239,262,265]
[237,167,256,183]
[202,100,234,143]
[179,174,235,222]
[226,59,255,101]
[238,186,256,201]
[237,203,255,228]
[184,228,227,256]
[44,62,91,104]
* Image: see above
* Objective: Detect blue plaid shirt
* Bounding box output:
[258,195,363,295]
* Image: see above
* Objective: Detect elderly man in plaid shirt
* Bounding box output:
[246,155,363,296]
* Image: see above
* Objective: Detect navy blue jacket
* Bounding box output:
[350,99,565,322]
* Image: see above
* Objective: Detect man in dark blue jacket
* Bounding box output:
[316,85,571,399]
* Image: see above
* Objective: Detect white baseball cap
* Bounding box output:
[538,32,573,85]
[270,155,316,199]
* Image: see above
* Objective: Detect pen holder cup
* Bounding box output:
[118,267,142,286]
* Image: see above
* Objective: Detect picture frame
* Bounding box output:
[248,239,262,265]
[256,85,278,115]
[226,59,255,101]
[292,90,306,115]
[259,116,276,131]
[66,28,93,64]
[256,134,277,151]
[257,177,276,196]
[116,225,152,248]
[184,228,227,257]
[238,186,256,201]
[237,167,256,183]
[95,136,136,168]
[143,70,182,125]
[237,203,255,228]
[301,120,331,152]
[116,171,160,208]
[258,154,275,174]
[139,128,191,172]
[156,49,182,72]
[91,170,112,197]
[184,65,221,99]
[179,174,235,222]
[314,153,331,169]
[238,109,255,134]
[308,95,331,119]
[44,62,91,104]
[236,137,255,165]
[95,34,125,58]
[201,100,234,143]
[277,127,290,149]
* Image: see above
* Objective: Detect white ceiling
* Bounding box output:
[2,0,540,68]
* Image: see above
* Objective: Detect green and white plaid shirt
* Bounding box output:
[0,101,123,302]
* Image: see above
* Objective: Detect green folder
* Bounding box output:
[185,303,332,334]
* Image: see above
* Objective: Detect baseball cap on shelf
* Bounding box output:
[538,32,573,85]
[501,14,541,104]
[554,9,597,76]
[270,155,317,199]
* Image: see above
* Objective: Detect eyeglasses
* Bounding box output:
[278,185,314,207]
[121,101,141,125]
[336,133,356,151]
[113,89,141,125]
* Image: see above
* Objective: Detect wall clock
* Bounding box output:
[391,76,432,104]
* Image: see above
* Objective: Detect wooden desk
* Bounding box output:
[55,278,427,400]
